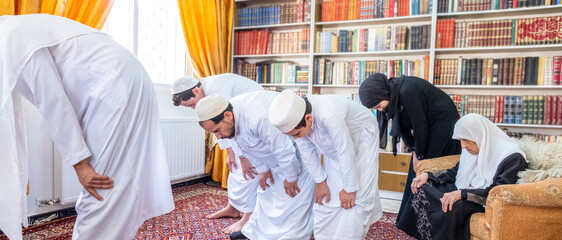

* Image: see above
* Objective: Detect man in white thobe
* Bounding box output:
[269,90,383,240]
[195,92,314,240]
[171,74,263,233]
[0,14,174,240]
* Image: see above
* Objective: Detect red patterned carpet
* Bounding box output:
[1,183,414,240]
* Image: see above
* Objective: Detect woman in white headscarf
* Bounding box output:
[397,113,528,240]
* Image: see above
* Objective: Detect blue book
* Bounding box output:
[515,96,523,124]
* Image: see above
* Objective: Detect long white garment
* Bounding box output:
[295,95,383,240]
[201,73,264,213]
[1,14,174,240]
[230,91,314,240]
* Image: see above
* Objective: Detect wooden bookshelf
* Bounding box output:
[231,0,562,139]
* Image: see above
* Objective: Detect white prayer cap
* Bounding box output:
[171,76,199,94]
[195,94,229,121]
[269,89,306,133]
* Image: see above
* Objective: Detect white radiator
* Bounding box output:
[160,117,206,183]
[58,117,206,204]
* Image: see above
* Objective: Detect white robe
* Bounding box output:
[295,95,383,240]
[201,73,264,213]
[0,14,174,240]
[230,91,314,240]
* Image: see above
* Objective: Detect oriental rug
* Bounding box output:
[1,183,413,240]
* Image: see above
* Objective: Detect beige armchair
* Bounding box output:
[415,155,562,240]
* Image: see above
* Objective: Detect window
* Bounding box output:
[103,0,191,84]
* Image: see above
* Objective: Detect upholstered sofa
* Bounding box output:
[415,152,562,240]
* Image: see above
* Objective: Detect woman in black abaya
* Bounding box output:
[358,73,461,222]
[396,113,528,239]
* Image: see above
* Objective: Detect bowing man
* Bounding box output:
[269,90,383,240]
[0,14,174,240]
[195,92,314,240]
[171,74,263,234]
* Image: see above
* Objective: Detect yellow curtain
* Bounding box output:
[1,0,112,29]
[177,0,234,188]
[0,0,41,15]
[41,0,114,29]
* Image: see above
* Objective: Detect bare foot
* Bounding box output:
[206,204,241,219]
[223,212,252,234]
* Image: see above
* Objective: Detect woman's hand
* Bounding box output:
[440,190,462,212]
[411,173,429,194]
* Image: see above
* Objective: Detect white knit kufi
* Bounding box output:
[195,94,229,121]
[269,89,306,133]
[171,76,199,94]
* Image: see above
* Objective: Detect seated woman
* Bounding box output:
[396,113,528,240]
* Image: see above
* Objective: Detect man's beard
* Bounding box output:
[224,125,236,139]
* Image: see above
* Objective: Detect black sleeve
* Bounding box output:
[427,162,459,184]
[460,153,528,206]
[400,87,429,160]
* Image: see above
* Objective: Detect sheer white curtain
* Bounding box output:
[103,0,192,84]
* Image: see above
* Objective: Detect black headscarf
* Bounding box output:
[359,73,405,156]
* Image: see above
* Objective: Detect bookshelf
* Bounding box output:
[231,0,562,138]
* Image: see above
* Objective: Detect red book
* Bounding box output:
[495,95,502,123]
[389,0,394,18]
[552,96,558,125]
[545,96,552,125]
[553,56,561,85]
[558,96,562,125]
[499,96,505,123]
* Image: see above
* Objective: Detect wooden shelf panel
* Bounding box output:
[316,15,432,28]
[314,49,430,57]
[437,5,562,19]
[435,44,562,54]
[233,53,310,58]
[234,22,311,30]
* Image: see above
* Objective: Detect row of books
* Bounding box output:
[437,0,561,13]
[504,130,562,143]
[321,0,433,22]
[234,60,309,84]
[450,94,562,125]
[434,56,562,85]
[237,0,311,27]
[314,58,429,85]
[234,29,310,55]
[315,25,431,53]
[438,16,562,49]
